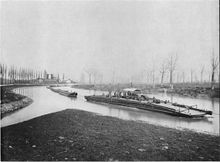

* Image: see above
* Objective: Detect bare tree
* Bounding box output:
[8,66,12,84]
[18,67,21,83]
[9,66,15,84]
[176,72,181,83]
[13,67,16,83]
[200,65,205,83]
[80,73,85,83]
[94,71,103,85]
[167,54,178,89]
[93,69,103,85]
[62,73,65,81]
[190,69,193,83]
[0,63,3,84]
[57,73,60,82]
[99,73,103,84]
[159,62,166,86]
[85,69,92,84]
[182,71,185,83]
[194,72,198,83]
[151,69,155,88]
[4,65,7,84]
[146,70,151,84]
[93,71,98,84]
[112,70,115,84]
[218,67,220,83]
[211,51,219,88]
[85,68,101,85]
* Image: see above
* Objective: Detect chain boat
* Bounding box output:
[85,88,212,118]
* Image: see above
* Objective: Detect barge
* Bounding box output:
[47,86,77,98]
[84,88,212,118]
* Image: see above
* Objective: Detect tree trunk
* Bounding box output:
[161,72,164,85]
[170,70,173,89]
[211,71,215,89]
[201,72,203,83]
[89,74,91,84]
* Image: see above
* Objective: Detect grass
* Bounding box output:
[1,109,220,161]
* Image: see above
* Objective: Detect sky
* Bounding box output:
[1,0,219,83]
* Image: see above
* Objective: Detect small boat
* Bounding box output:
[84,88,212,118]
[47,86,77,98]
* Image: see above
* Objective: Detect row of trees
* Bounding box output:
[84,68,103,85]
[147,52,219,89]
[0,63,45,85]
[82,52,219,89]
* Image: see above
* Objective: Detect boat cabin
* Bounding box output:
[122,88,141,94]
[110,88,141,99]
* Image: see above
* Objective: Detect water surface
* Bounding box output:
[1,86,219,135]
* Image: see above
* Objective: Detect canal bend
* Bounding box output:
[1,86,219,135]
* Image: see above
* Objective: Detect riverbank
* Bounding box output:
[1,109,219,161]
[73,83,220,98]
[1,86,33,118]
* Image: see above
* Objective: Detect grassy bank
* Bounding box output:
[1,86,33,118]
[1,84,44,104]
[1,109,220,161]
[1,86,26,104]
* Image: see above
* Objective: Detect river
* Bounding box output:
[1,86,219,135]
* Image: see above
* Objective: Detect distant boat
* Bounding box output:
[84,88,212,118]
[47,86,77,98]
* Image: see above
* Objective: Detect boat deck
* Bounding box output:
[86,96,209,117]
[151,102,206,117]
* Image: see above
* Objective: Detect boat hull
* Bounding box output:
[84,96,209,118]
[48,87,77,98]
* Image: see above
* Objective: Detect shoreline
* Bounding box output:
[1,109,220,161]
[1,97,33,119]
[1,85,35,118]
[72,84,220,99]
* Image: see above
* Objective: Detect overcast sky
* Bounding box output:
[1,0,219,83]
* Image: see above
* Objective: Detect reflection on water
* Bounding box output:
[1,86,219,135]
[15,88,34,98]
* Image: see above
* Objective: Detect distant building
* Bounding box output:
[47,74,54,79]
[41,71,59,84]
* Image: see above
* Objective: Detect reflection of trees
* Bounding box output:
[14,87,34,98]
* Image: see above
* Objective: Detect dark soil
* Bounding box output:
[1,109,220,161]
